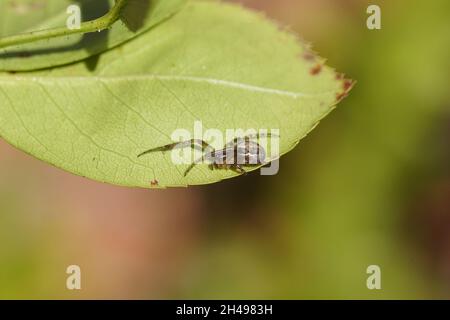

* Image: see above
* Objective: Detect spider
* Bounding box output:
[137,133,278,177]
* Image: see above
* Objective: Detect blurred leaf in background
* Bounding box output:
[0,0,187,70]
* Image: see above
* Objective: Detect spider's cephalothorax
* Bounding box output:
[138,133,278,177]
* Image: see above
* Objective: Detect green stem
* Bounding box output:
[0,0,128,50]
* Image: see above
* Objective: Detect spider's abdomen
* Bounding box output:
[207,139,267,166]
[236,140,266,165]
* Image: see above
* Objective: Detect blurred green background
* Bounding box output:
[1,0,449,299]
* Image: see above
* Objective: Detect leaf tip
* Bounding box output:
[335,75,355,103]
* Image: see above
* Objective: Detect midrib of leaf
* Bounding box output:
[0,75,337,99]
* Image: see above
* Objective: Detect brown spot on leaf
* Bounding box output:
[310,64,322,76]
[335,78,355,103]
[343,79,353,91]
[150,179,159,187]
[302,51,316,62]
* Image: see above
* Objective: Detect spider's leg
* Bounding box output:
[138,139,212,158]
[232,164,247,175]
[183,164,196,177]
[183,155,205,177]
[259,156,281,167]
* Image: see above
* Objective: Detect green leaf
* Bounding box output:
[0,0,69,37]
[0,0,353,188]
[0,0,187,71]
